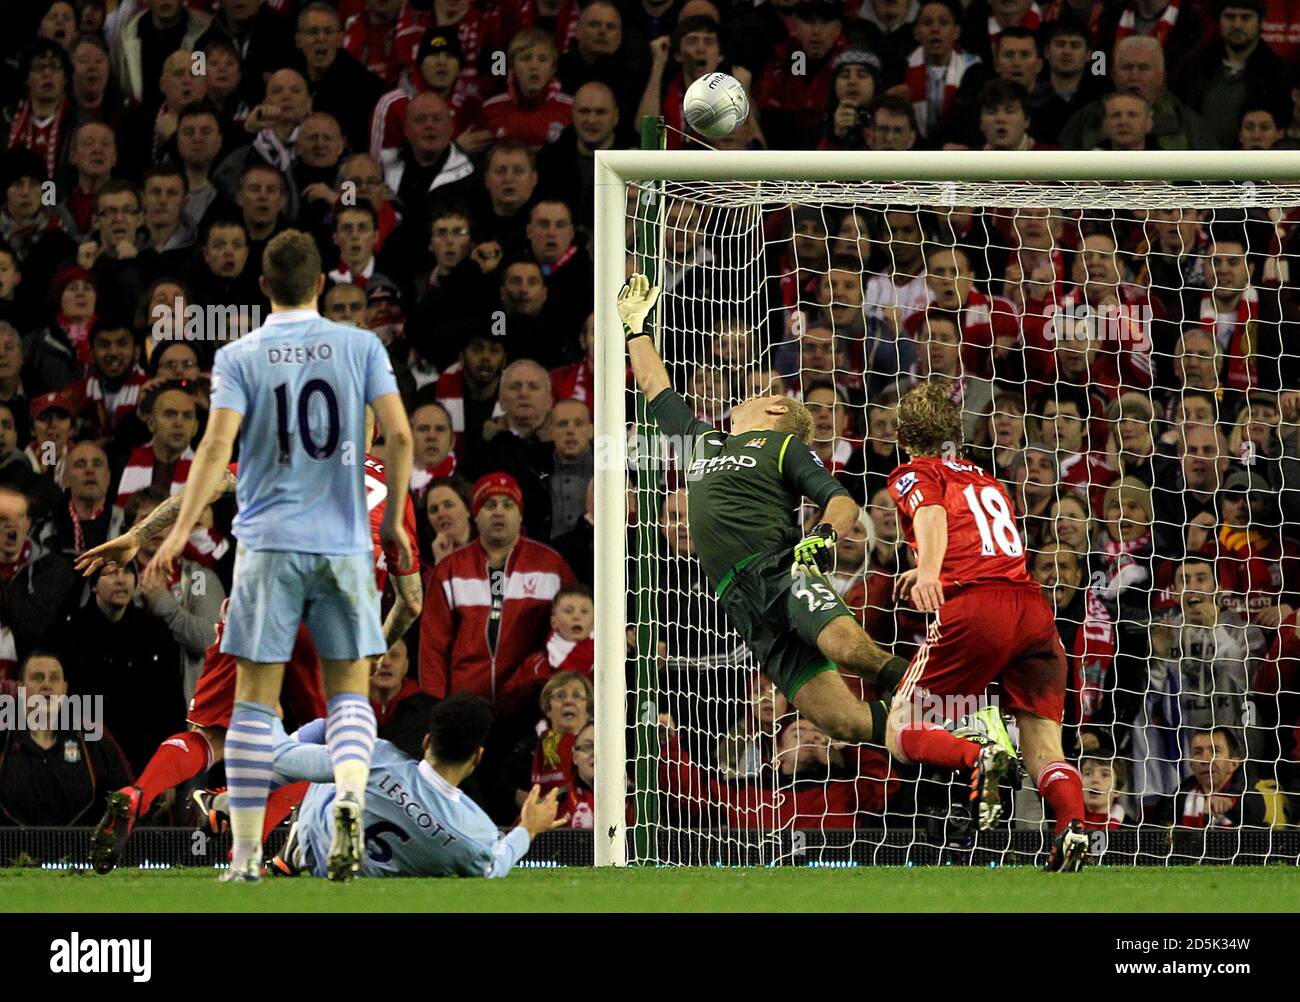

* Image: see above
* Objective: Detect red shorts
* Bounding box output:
[898,583,1067,723]
[187,624,326,730]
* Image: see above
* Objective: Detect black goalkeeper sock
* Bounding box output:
[876,655,909,696]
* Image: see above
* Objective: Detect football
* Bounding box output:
[683,72,749,139]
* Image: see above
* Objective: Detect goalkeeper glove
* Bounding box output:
[792,523,837,576]
[617,273,660,341]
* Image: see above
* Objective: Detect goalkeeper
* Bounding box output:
[620,275,907,746]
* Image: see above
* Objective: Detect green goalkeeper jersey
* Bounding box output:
[646,388,851,585]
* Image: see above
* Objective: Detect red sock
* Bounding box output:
[1037,761,1085,834]
[261,782,310,841]
[134,732,212,813]
[897,722,981,770]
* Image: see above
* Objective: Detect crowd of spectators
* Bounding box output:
[0,0,1298,841]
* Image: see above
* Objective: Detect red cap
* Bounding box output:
[472,472,523,517]
[30,391,75,422]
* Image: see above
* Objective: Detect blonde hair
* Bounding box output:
[898,381,962,456]
[509,27,558,65]
[776,396,814,445]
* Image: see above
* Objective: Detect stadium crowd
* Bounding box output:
[0,0,1297,840]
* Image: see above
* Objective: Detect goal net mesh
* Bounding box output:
[622,177,1300,866]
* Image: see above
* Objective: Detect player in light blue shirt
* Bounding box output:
[268,692,563,878]
[144,230,414,883]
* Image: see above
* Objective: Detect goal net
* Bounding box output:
[593,152,1300,867]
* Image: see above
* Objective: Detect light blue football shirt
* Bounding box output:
[209,310,398,555]
[296,740,532,879]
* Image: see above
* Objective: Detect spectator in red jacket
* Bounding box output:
[342,0,426,86]
[419,471,576,709]
[755,0,849,149]
[478,29,574,150]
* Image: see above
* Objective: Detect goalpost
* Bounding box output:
[593,151,1300,868]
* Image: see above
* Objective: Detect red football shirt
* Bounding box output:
[364,453,420,594]
[888,455,1034,589]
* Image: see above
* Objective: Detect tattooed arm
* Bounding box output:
[382,571,424,649]
[74,468,237,576]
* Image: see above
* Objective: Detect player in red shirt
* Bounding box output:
[885,382,1088,872]
[78,419,423,873]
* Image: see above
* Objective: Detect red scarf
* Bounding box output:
[1199,287,1259,392]
[543,631,594,679]
[541,243,577,276]
[409,453,457,496]
[68,500,103,555]
[183,527,230,568]
[1072,589,1116,723]
[1102,528,1150,576]
[1115,0,1181,47]
[8,96,71,178]
[905,46,978,137]
[1181,788,1239,828]
[57,314,96,369]
[0,541,33,582]
[551,359,593,415]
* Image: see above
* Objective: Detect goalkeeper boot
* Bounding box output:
[326,794,363,882]
[1043,819,1090,873]
[969,744,1014,831]
[965,706,1023,791]
[90,786,142,874]
[267,808,303,878]
[191,787,230,835]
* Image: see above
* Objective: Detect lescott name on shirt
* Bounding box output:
[375,771,459,845]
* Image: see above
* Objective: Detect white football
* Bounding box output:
[683,72,749,139]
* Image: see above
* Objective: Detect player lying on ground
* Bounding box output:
[258,692,564,878]
[884,381,1088,872]
[78,416,422,875]
[618,275,908,748]
[88,230,414,882]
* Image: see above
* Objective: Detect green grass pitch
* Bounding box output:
[3,866,1298,912]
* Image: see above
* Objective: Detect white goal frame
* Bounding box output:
[591,149,1300,867]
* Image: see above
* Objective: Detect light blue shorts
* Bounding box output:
[220,546,385,663]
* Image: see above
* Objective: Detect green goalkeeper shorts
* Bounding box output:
[715,548,854,701]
